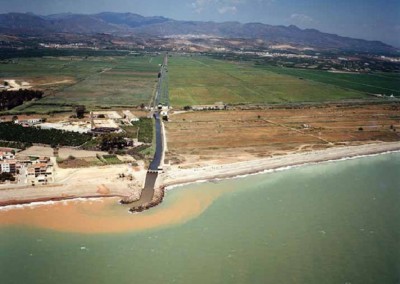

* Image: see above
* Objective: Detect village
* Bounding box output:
[0,108,150,188]
[0,147,54,186]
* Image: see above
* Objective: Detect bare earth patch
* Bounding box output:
[165,103,400,168]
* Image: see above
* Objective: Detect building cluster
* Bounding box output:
[234,50,319,59]
[15,116,44,127]
[156,105,170,121]
[39,43,97,50]
[191,102,226,111]
[9,110,141,135]
[90,110,139,133]
[0,147,53,185]
[25,157,54,185]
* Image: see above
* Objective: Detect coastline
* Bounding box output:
[162,142,400,189]
[0,194,124,208]
[1,141,400,210]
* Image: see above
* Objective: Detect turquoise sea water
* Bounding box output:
[1,153,399,284]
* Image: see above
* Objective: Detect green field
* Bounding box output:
[101,154,123,165]
[2,53,398,112]
[0,54,163,113]
[257,65,400,97]
[168,56,374,106]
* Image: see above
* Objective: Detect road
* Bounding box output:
[152,54,169,108]
[127,54,168,208]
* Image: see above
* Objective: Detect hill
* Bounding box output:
[0,12,397,53]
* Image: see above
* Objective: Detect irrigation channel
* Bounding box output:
[124,54,169,212]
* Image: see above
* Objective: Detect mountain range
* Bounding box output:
[0,12,396,53]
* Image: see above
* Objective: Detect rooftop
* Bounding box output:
[92,119,120,129]
[92,111,122,119]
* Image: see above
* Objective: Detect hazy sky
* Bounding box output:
[0,0,399,46]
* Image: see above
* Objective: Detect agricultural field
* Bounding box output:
[165,103,400,167]
[168,55,367,107]
[256,65,400,97]
[0,53,163,113]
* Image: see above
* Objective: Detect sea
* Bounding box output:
[0,152,399,284]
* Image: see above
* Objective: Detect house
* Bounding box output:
[191,102,226,111]
[122,110,139,123]
[0,150,15,161]
[91,119,120,133]
[27,162,53,183]
[0,147,14,153]
[36,156,50,164]
[33,163,49,176]
[91,111,122,120]
[15,117,44,126]
[0,160,17,174]
[161,110,169,121]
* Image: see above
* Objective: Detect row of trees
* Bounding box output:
[0,172,15,182]
[0,122,92,146]
[0,89,43,110]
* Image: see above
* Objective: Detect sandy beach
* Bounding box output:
[0,163,145,206]
[162,141,400,188]
[0,141,399,207]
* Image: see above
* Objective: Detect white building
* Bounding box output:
[0,160,17,173]
[123,110,139,123]
[15,117,43,126]
[0,151,15,161]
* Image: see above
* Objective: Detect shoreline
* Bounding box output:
[162,142,400,190]
[0,194,125,209]
[1,142,400,210]
[128,141,400,213]
[165,147,400,191]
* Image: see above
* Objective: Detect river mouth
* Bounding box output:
[1,151,399,234]
[1,153,399,284]
[0,182,227,234]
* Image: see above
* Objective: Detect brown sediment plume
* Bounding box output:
[0,184,227,234]
[1,143,399,234]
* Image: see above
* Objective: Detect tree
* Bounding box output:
[0,172,15,182]
[0,89,43,110]
[76,105,86,119]
[100,134,127,151]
